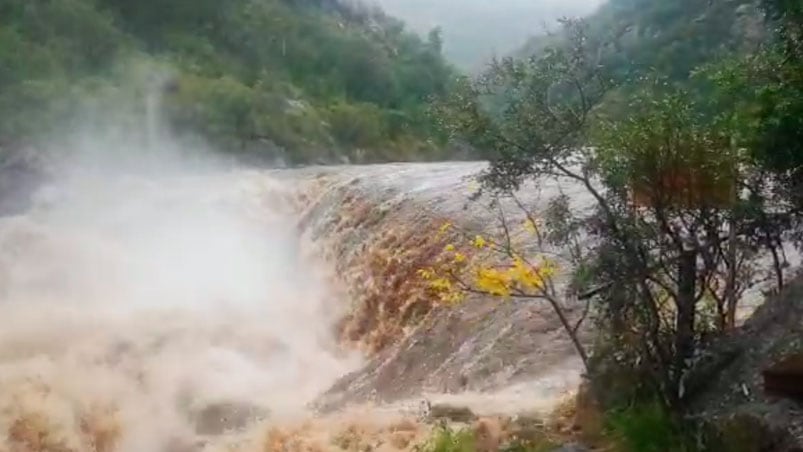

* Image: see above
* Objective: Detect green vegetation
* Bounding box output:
[0,0,457,163]
[416,426,476,452]
[520,0,764,82]
[432,0,803,450]
[415,424,557,452]
[604,401,694,452]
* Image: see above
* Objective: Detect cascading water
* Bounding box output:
[0,147,592,450]
[0,139,365,451]
[0,78,604,451]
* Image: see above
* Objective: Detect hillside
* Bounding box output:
[519,0,766,81]
[0,0,456,163]
[371,0,604,71]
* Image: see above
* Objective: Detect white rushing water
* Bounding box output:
[0,143,362,451]
[0,83,587,451]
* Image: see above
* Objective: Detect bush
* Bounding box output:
[415,423,559,452]
[416,426,476,452]
[327,101,386,149]
[605,401,695,452]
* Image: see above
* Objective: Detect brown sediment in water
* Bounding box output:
[296,165,589,415]
[0,168,362,451]
[294,176,472,355]
[335,214,469,354]
[0,161,600,451]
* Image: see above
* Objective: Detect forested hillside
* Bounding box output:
[511,0,770,125]
[0,0,456,163]
[372,0,603,71]
[430,0,803,447]
[520,0,765,80]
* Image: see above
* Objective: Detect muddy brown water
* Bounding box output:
[0,160,787,451]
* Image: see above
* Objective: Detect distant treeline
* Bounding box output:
[0,0,458,163]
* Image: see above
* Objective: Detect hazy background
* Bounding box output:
[371,0,606,70]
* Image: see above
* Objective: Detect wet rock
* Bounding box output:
[163,437,207,452]
[191,401,267,436]
[763,353,803,400]
[687,277,803,449]
[472,417,506,451]
[428,403,477,423]
[705,411,802,452]
[507,414,548,443]
[389,431,416,449]
[549,444,589,452]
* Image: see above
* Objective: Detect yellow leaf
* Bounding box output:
[473,235,487,249]
[509,258,544,290]
[444,244,456,252]
[476,267,512,297]
[417,268,435,280]
[430,278,452,291]
[440,290,465,305]
[453,252,467,264]
[524,219,539,234]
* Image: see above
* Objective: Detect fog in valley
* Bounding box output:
[372,0,605,69]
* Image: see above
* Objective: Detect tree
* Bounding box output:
[420,204,591,371]
[707,0,803,207]
[433,19,789,411]
[427,27,444,54]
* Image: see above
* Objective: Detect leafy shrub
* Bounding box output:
[416,426,476,452]
[605,401,695,452]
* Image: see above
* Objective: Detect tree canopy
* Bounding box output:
[0,0,458,163]
[432,0,803,435]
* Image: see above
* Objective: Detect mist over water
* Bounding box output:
[0,94,359,450]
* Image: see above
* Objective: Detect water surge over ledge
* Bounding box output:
[0,145,362,450]
[0,126,597,451]
[0,78,593,451]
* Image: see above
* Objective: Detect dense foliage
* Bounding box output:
[0,0,456,163]
[434,0,803,445]
[520,0,765,83]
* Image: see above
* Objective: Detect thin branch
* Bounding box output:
[572,296,592,335]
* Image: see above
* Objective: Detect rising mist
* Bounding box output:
[0,74,359,451]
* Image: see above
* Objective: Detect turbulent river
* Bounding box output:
[0,143,492,450]
[0,134,788,451]
[0,156,376,450]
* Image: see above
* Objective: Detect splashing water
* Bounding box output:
[0,153,361,451]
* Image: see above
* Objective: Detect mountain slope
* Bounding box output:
[372,0,604,71]
[519,0,766,81]
[0,0,456,163]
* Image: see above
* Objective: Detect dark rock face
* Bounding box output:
[549,444,589,452]
[763,353,803,400]
[427,403,477,423]
[705,411,803,452]
[191,402,267,436]
[690,278,803,450]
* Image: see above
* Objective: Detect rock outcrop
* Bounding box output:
[763,353,803,401]
[691,276,803,450]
